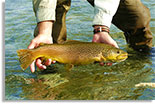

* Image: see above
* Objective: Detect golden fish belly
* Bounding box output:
[35,43,103,65]
[17,42,128,70]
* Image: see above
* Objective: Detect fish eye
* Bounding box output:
[117,51,120,54]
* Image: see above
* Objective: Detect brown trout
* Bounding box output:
[17,42,128,70]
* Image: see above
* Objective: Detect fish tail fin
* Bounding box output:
[17,49,35,70]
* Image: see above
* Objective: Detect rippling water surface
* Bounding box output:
[5,0,155,100]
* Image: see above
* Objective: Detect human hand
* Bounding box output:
[27,21,54,72]
[92,32,119,48]
[28,34,54,72]
[92,32,118,66]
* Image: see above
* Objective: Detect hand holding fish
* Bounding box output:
[19,22,123,72]
[28,34,53,72]
[27,21,54,72]
[92,32,119,48]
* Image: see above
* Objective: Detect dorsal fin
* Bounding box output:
[39,43,50,46]
[62,40,90,44]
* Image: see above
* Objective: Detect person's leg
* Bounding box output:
[34,0,71,44]
[112,0,153,53]
[52,0,71,44]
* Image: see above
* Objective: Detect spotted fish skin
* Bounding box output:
[17,42,128,70]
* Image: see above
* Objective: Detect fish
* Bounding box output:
[17,41,128,70]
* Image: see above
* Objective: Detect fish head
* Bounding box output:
[102,48,128,62]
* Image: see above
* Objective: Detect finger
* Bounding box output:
[112,42,119,48]
[28,40,39,49]
[92,35,99,42]
[28,41,35,49]
[36,59,47,69]
[30,60,36,73]
[44,59,52,66]
[52,60,56,64]
[99,62,105,66]
[106,62,113,66]
[115,44,119,48]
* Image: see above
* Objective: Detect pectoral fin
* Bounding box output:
[65,64,74,71]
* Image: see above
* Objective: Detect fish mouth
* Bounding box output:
[116,54,128,62]
[121,54,128,58]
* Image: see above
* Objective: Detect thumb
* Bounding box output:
[28,40,37,49]
[92,35,100,42]
[111,42,119,48]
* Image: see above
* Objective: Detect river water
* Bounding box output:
[5,0,155,100]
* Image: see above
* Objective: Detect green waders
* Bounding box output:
[34,0,153,53]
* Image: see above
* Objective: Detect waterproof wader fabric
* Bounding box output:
[34,0,153,52]
[112,0,153,52]
[88,0,153,52]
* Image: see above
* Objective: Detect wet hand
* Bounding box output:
[92,32,118,66]
[92,32,119,48]
[28,34,55,73]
